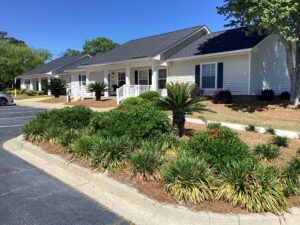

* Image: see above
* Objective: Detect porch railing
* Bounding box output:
[116,85,152,104]
[72,86,94,101]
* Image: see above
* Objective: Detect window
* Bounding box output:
[158,69,167,89]
[118,72,126,87]
[79,74,86,86]
[201,63,216,89]
[24,80,30,89]
[139,70,149,85]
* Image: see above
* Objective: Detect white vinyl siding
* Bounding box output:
[168,53,249,95]
[250,34,290,95]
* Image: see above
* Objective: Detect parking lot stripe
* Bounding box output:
[0,124,24,128]
[0,116,35,120]
[0,111,44,115]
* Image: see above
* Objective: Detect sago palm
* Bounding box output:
[158,82,212,137]
[46,79,67,98]
[87,82,108,101]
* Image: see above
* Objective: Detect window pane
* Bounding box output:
[201,63,216,88]
[82,75,86,86]
[159,80,166,89]
[139,79,148,85]
[139,70,148,84]
[118,72,125,81]
[159,69,167,79]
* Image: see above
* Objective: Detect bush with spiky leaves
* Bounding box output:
[45,79,67,98]
[90,136,134,171]
[163,152,216,204]
[283,156,300,196]
[87,82,108,101]
[130,141,164,180]
[272,136,289,147]
[158,82,213,137]
[217,159,288,215]
[254,144,280,161]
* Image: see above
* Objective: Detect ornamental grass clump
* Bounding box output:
[130,141,164,180]
[272,136,289,147]
[217,159,288,215]
[283,156,300,196]
[163,152,217,204]
[254,144,280,161]
[90,136,134,171]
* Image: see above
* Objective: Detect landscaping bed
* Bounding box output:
[22,98,300,216]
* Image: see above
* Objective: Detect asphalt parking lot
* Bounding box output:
[0,105,129,225]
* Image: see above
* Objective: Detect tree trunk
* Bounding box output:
[95,92,101,101]
[175,113,185,137]
[282,38,300,105]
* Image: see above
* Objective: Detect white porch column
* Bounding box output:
[104,68,109,97]
[38,77,42,91]
[20,78,25,89]
[151,62,158,91]
[126,67,130,85]
[47,76,51,96]
[86,71,90,85]
[29,79,33,90]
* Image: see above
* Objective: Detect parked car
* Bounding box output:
[0,93,14,106]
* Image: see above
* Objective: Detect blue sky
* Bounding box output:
[0,0,227,58]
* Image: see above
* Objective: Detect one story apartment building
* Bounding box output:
[19,25,291,103]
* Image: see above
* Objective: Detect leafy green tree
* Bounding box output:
[82,37,118,56]
[0,31,25,45]
[0,37,51,88]
[217,0,300,105]
[62,48,81,56]
[87,82,108,101]
[158,82,213,137]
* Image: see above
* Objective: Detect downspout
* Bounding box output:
[248,52,252,95]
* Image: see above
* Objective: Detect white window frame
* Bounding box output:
[79,74,87,86]
[138,69,149,85]
[200,62,218,90]
[117,71,126,87]
[158,68,167,89]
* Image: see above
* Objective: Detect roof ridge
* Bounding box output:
[127,25,205,42]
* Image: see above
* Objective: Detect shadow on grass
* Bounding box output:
[224,98,291,113]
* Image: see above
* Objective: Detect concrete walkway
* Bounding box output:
[186,117,300,139]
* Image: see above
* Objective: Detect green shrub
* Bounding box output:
[163,152,216,204]
[20,88,28,94]
[266,127,276,135]
[25,89,38,96]
[283,156,300,196]
[130,141,164,180]
[183,125,253,170]
[254,144,280,161]
[139,91,160,101]
[91,103,171,142]
[217,159,288,215]
[119,97,149,108]
[272,136,289,147]
[245,124,256,132]
[90,136,134,171]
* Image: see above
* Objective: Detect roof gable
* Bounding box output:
[168,28,266,60]
[21,54,89,76]
[86,26,205,65]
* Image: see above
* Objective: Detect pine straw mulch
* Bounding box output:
[32,123,300,214]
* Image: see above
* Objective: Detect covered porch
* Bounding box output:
[78,59,168,103]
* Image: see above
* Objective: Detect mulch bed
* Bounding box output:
[40,97,117,108]
[32,122,300,214]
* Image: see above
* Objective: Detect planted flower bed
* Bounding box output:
[22,101,300,215]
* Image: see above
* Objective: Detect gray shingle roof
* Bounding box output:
[168,28,266,60]
[86,26,205,65]
[21,54,89,76]
[54,55,92,73]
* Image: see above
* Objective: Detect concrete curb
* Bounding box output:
[3,136,300,225]
[186,117,300,139]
